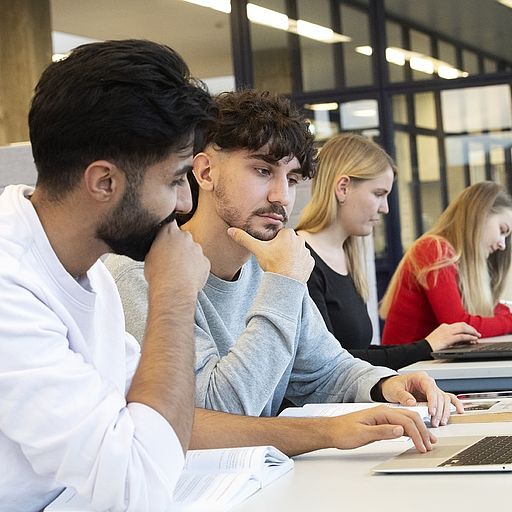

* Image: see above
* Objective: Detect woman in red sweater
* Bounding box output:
[380,181,512,345]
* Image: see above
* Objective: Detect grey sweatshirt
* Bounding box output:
[106,254,396,417]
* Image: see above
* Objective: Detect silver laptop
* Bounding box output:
[372,435,512,473]
[432,342,512,360]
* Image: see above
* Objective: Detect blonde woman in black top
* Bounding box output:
[296,133,479,370]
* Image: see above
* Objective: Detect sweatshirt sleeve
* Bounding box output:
[0,276,184,512]
[283,293,396,405]
[104,255,148,344]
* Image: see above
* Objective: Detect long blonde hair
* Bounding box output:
[380,181,512,317]
[296,133,396,301]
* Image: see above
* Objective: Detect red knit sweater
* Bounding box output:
[381,236,512,345]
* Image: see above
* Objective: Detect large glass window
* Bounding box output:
[393,83,512,248]
[385,0,512,82]
[340,4,372,87]
[250,0,291,94]
[297,0,336,91]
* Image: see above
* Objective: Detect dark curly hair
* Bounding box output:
[201,89,316,179]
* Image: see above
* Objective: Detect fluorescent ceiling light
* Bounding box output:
[293,20,350,43]
[247,3,288,30]
[437,65,460,79]
[410,56,435,74]
[385,47,406,66]
[52,53,69,62]
[304,102,339,111]
[353,109,376,117]
[356,45,467,79]
[182,0,231,13]
[182,1,351,44]
[355,45,373,56]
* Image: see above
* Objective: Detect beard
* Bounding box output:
[213,182,288,241]
[97,184,175,261]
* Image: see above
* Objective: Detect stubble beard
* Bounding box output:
[213,184,287,241]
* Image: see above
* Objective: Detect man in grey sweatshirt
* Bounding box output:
[106,90,462,456]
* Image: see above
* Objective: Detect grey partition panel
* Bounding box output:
[0,144,36,192]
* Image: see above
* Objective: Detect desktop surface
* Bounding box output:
[398,359,512,393]
[234,422,512,512]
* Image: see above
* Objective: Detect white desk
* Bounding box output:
[234,422,512,512]
[398,359,512,393]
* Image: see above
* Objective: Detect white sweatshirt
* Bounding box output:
[0,185,184,512]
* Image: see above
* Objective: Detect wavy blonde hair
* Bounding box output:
[380,181,512,317]
[296,133,396,301]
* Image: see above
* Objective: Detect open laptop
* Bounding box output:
[372,435,512,473]
[432,339,512,360]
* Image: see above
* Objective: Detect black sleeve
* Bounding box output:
[349,340,433,371]
[307,265,335,334]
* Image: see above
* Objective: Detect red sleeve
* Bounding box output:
[420,242,512,337]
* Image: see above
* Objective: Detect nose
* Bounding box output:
[378,197,389,214]
[496,235,506,251]
[268,175,291,206]
[176,179,193,214]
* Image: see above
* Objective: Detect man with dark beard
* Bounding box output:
[0,40,213,511]
[108,89,462,443]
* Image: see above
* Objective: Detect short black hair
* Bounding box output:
[202,89,316,179]
[29,39,214,198]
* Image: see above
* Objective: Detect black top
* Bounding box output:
[306,243,432,371]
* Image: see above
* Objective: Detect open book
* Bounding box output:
[173,445,293,510]
[279,402,433,424]
[44,445,292,512]
[449,397,512,424]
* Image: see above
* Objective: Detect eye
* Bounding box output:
[255,167,271,177]
[170,176,188,188]
[287,175,300,186]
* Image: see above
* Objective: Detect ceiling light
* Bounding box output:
[52,53,69,62]
[182,1,350,44]
[353,109,376,117]
[304,102,339,111]
[410,56,435,74]
[357,45,467,78]
[385,47,406,66]
[182,0,231,14]
[293,20,350,43]
[355,46,373,56]
[497,0,512,7]
[437,65,460,79]
[247,3,289,30]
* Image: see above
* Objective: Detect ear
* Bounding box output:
[192,152,215,192]
[83,160,124,203]
[335,175,351,203]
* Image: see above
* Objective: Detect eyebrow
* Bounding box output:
[246,153,302,172]
[175,164,193,177]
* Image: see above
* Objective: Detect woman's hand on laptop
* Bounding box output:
[376,372,464,427]
[425,322,481,351]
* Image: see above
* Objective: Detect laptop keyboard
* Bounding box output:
[439,436,512,467]
[464,342,512,352]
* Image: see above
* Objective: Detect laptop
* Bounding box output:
[432,341,512,360]
[372,435,512,473]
